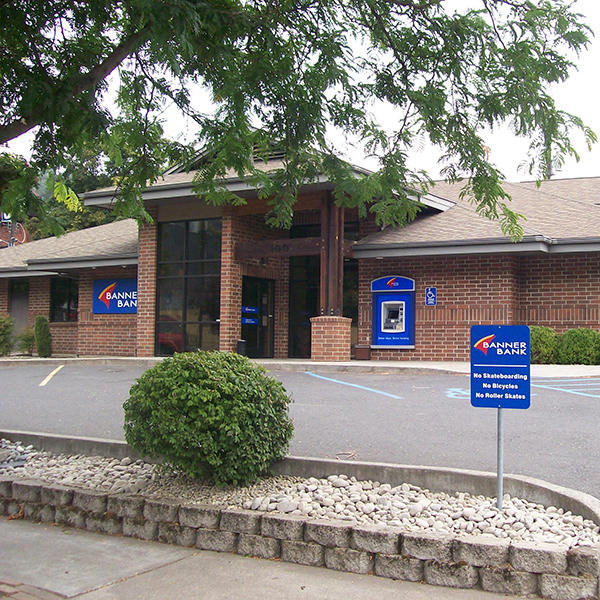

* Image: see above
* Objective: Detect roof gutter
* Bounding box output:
[26,253,138,271]
[353,235,600,258]
[0,269,57,278]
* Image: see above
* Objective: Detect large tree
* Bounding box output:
[0,0,595,237]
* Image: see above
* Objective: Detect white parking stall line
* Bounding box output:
[39,364,65,387]
[305,371,402,400]
[533,378,600,384]
[531,382,600,399]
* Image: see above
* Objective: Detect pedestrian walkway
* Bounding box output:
[1,519,500,600]
[3,354,600,379]
[257,358,600,379]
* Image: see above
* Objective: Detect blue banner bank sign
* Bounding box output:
[470,325,530,409]
[93,279,138,314]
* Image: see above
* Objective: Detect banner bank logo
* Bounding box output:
[474,334,527,356]
[93,279,137,314]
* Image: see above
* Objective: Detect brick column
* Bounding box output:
[28,276,50,324]
[136,209,157,357]
[219,212,242,352]
[310,316,352,361]
[0,279,8,315]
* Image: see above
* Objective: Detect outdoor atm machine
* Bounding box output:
[371,276,415,348]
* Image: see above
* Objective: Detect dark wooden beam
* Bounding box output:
[235,237,321,260]
[343,239,354,258]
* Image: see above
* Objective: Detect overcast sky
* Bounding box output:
[351,0,600,182]
[4,0,599,183]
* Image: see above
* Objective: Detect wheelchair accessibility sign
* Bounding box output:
[425,287,437,306]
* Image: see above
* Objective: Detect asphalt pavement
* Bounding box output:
[0,360,599,497]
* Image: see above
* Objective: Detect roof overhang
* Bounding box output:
[353,236,600,258]
[84,171,454,213]
[26,254,138,271]
[0,269,57,278]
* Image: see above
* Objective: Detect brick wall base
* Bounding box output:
[49,322,78,355]
[310,316,352,361]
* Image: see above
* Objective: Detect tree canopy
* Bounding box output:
[0,0,595,237]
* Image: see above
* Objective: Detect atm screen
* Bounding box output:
[387,309,399,319]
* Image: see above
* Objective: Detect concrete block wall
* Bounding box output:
[2,476,598,600]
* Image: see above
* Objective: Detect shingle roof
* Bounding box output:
[84,158,373,202]
[518,176,600,206]
[0,219,138,273]
[356,178,600,252]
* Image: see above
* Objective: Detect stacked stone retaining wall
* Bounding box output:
[2,476,599,600]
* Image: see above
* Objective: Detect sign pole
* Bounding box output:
[497,407,504,510]
[470,324,530,513]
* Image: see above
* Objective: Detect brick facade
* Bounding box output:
[77,266,137,356]
[219,211,289,357]
[3,211,599,360]
[519,253,600,329]
[0,278,8,315]
[310,316,352,361]
[28,276,51,324]
[50,322,78,355]
[136,209,158,357]
[358,252,600,361]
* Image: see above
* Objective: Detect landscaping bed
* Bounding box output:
[2,439,600,599]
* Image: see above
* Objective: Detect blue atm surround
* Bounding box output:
[371,276,415,348]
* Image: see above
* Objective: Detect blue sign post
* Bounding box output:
[470,325,531,509]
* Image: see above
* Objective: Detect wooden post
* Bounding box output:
[319,193,344,316]
[319,194,330,315]
[327,196,339,314]
[337,205,345,316]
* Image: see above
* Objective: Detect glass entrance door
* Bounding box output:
[241,276,274,358]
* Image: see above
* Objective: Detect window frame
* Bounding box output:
[50,276,79,323]
[155,218,222,355]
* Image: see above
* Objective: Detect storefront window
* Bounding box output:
[50,277,78,322]
[156,219,221,355]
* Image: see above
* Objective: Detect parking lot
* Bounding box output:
[0,361,598,497]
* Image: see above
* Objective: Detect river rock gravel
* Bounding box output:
[2,438,599,549]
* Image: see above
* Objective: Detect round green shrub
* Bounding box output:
[529,325,559,364]
[123,351,294,486]
[34,315,52,358]
[15,327,35,355]
[555,328,600,365]
[0,315,14,356]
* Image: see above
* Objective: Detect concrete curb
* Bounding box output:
[0,357,163,368]
[0,356,466,375]
[4,356,600,377]
[2,429,599,525]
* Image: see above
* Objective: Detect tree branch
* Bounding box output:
[0,25,150,145]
